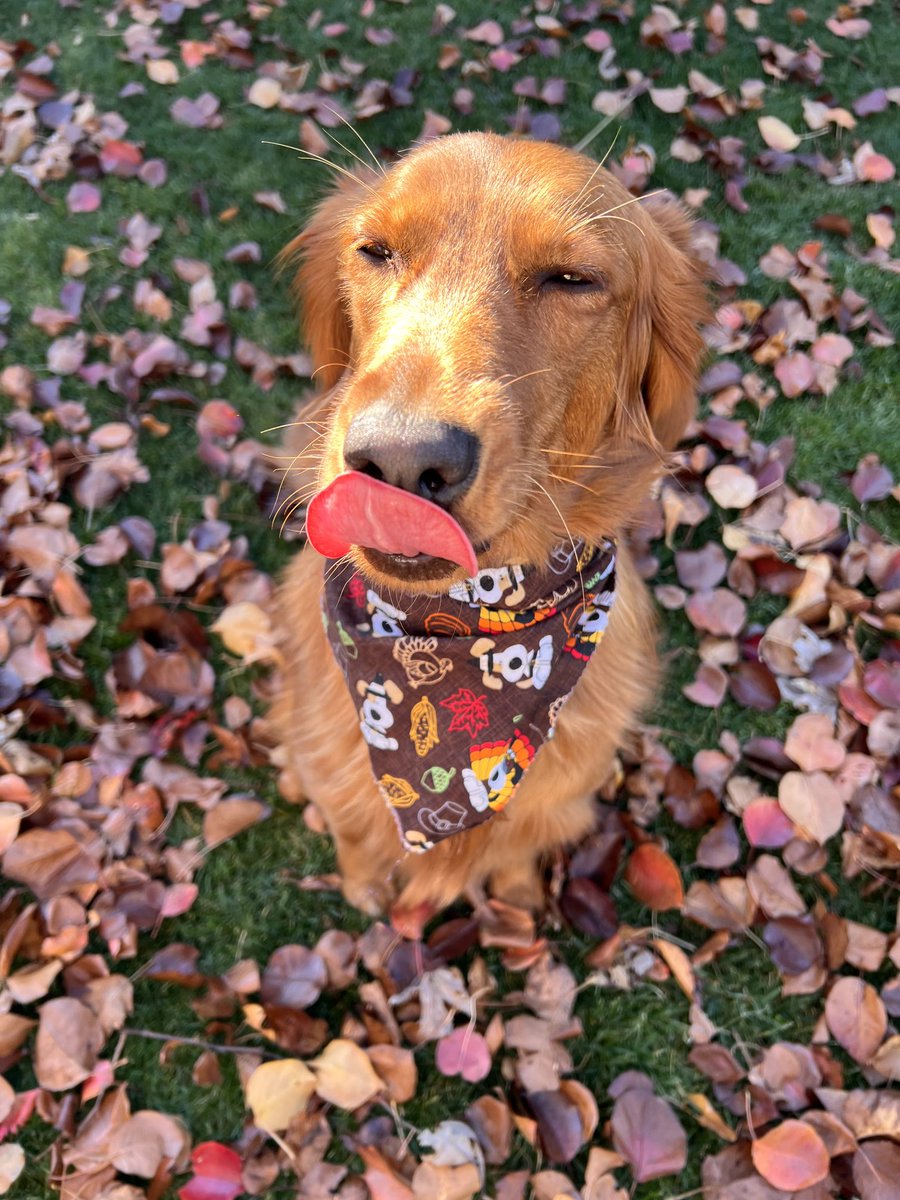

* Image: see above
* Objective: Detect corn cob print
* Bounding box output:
[410,695,440,757]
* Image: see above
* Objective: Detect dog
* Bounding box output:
[271,132,707,915]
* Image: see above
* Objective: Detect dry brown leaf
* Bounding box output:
[825,977,887,1063]
[202,796,270,848]
[777,771,845,845]
[34,997,104,1090]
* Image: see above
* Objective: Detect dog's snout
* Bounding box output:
[343,407,479,508]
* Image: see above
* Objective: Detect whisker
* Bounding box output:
[260,419,328,435]
[540,447,609,463]
[568,130,621,216]
[527,475,585,612]
[318,104,386,176]
[311,361,350,381]
[546,470,601,497]
[495,367,555,390]
[317,126,381,180]
[261,141,380,196]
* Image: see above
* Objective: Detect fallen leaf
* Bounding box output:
[625,843,684,910]
[34,997,104,1091]
[751,1119,830,1190]
[0,1145,25,1196]
[178,1142,243,1200]
[245,1058,316,1133]
[311,1038,383,1109]
[758,116,801,151]
[611,1082,687,1183]
[706,464,759,509]
[825,977,887,1062]
[436,1026,492,1083]
[777,771,845,845]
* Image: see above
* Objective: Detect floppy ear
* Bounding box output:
[279,170,375,391]
[632,198,709,450]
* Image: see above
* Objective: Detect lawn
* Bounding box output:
[1,1,898,1197]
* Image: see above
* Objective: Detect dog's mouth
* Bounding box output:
[358,543,492,585]
[306,472,481,580]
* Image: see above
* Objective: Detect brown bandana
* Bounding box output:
[323,540,617,853]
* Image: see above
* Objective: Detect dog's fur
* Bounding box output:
[271,133,707,915]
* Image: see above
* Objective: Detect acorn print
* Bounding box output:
[379,774,419,808]
[421,766,456,794]
[410,696,440,757]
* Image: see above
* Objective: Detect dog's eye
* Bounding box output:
[358,243,393,263]
[539,271,604,292]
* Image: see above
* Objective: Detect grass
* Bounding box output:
[2,0,898,1195]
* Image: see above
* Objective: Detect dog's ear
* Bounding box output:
[625,197,709,451]
[279,170,374,391]
[384,679,403,705]
[356,678,370,698]
[470,637,494,658]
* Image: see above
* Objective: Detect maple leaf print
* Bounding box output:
[439,687,490,737]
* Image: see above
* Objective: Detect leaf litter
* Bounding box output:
[0,0,898,1197]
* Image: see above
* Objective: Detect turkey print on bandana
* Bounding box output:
[323,541,617,852]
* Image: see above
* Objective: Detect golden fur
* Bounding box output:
[271,133,707,915]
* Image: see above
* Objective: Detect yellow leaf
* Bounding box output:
[62,246,92,277]
[686,1093,737,1142]
[211,601,282,666]
[246,1059,316,1133]
[758,115,801,151]
[311,1038,383,1110]
[653,938,695,1000]
[147,59,179,85]
[248,78,282,109]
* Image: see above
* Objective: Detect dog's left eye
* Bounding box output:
[358,243,393,263]
[540,271,603,292]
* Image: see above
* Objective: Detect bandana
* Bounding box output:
[323,540,617,852]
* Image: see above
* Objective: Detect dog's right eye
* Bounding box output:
[358,243,393,263]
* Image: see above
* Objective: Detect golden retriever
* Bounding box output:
[271,132,707,917]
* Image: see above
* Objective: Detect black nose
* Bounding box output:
[343,405,479,508]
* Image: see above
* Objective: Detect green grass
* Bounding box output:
[2,0,898,1195]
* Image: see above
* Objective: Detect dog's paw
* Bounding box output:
[489,862,544,912]
[342,874,395,917]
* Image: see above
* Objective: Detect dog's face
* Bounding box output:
[286,133,706,591]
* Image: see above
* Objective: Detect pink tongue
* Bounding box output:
[306,472,479,575]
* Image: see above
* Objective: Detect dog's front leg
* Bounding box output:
[272,549,400,914]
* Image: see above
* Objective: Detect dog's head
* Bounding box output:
[283,133,707,591]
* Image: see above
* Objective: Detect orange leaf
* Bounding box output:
[625,844,684,911]
[751,1120,830,1191]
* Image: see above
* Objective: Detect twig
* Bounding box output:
[123,1027,282,1059]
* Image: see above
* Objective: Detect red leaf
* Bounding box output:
[439,687,490,736]
[178,1142,243,1200]
[751,1119,830,1191]
[100,139,143,177]
[743,799,795,849]
[625,844,684,911]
